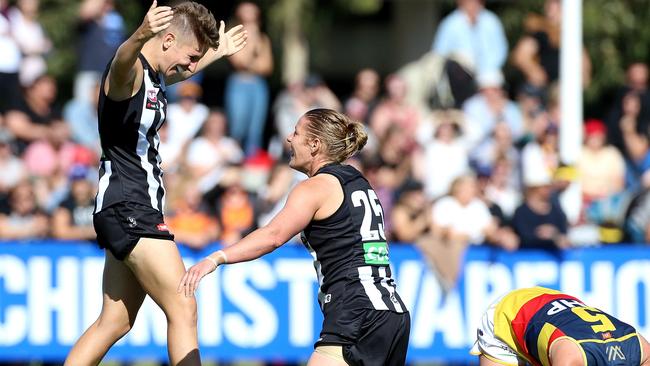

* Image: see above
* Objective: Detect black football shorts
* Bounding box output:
[93,202,175,260]
[317,308,410,366]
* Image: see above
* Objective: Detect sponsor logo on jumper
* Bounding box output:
[363,241,389,265]
[146,90,159,110]
[157,223,169,231]
[127,216,137,228]
[607,345,625,361]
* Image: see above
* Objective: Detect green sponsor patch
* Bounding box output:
[363,241,389,265]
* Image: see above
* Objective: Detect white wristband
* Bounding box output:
[216,250,228,264]
[205,250,227,270]
[205,256,219,270]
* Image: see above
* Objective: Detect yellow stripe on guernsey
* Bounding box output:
[576,332,638,344]
[536,323,557,366]
[494,287,563,364]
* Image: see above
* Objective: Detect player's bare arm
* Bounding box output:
[106,0,172,100]
[165,21,247,85]
[178,176,333,297]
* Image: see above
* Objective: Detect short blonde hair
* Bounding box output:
[170,1,219,51]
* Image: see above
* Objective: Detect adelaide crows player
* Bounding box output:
[472,286,650,366]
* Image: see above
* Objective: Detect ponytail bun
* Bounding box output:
[343,121,368,160]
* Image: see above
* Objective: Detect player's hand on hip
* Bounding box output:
[216,21,248,57]
[138,0,174,40]
[178,258,217,297]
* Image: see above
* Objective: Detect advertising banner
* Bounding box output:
[1,241,649,362]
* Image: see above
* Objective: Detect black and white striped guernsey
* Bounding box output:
[95,54,167,213]
[301,163,407,313]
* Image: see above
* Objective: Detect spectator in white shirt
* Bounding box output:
[418,174,496,290]
[185,109,244,192]
[413,109,470,199]
[462,71,524,149]
[164,80,210,163]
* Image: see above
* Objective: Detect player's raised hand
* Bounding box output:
[177,258,217,297]
[138,0,174,40]
[216,21,248,57]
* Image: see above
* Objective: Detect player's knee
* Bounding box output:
[166,295,197,326]
[96,313,134,339]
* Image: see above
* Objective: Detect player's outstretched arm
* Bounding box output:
[178,178,327,297]
[106,0,172,101]
[166,21,247,85]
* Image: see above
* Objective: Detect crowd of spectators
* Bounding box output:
[0,0,649,294]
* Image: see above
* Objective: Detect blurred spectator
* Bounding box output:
[420,174,496,289]
[391,179,429,243]
[625,188,650,243]
[477,169,519,251]
[483,156,521,219]
[51,165,96,241]
[432,0,507,106]
[214,171,257,247]
[462,71,524,149]
[0,180,49,240]
[22,120,80,178]
[577,119,625,204]
[362,156,399,239]
[585,192,630,245]
[0,0,21,113]
[186,109,244,193]
[158,122,184,173]
[521,122,560,189]
[32,160,74,214]
[516,84,546,134]
[241,148,275,193]
[511,166,570,250]
[256,159,304,228]
[471,121,519,174]
[618,93,650,190]
[605,63,650,154]
[226,1,273,155]
[398,52,449,110]
[63,81,101,155]
[75,0,125,103]
[6,74,62,154]
[431,174,496,245]
[8,0,51,87]
[377,123,412,185]
[511,0,591,90]
[362,125,412,238]
[0,129,26,199]
[413,109,469,199]
[164,80,209,165]
[344,68,381,125]
[272,74,341,148]
[167,182,220,250]
[370,73,420,147]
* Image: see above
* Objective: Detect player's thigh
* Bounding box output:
[124,237,194,314]
[479,354,513,366]
[308,346,349,366]
[100,250,146,327]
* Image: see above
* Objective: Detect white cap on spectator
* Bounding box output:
[477,70,504,89]
[523,165,552,187]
